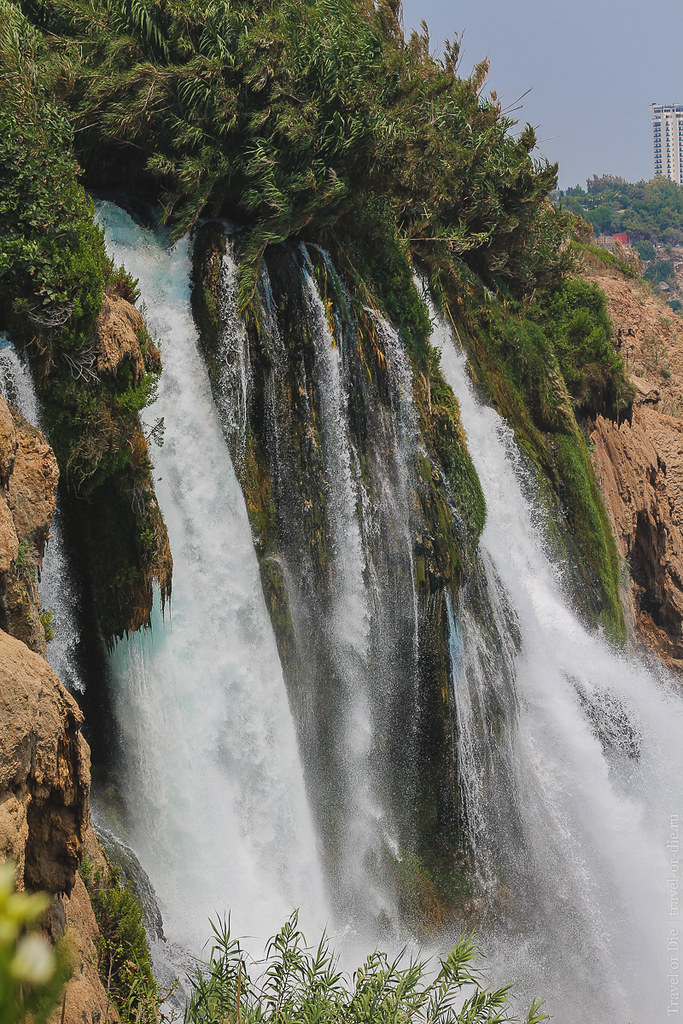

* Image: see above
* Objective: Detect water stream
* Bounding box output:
[98,204,328,957]
[430,295,683,1023]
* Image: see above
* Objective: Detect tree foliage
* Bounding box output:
[22,0,567,316]
[560,173,683,243]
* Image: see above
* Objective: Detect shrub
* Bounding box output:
[529,277,633,420]
[184,912,546,1024]
[39,609,54,643]
[80,859,157,1024]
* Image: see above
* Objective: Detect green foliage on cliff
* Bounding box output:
[23,0,565,324]
[426,366,486,554]
[560,173,683,243]
[528,277,633,420]
[184,913,547,1024]
[80,859,158,1024]
[0,0,171,641]
[0,5,107,349]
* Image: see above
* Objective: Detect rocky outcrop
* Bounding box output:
[55,286,171,642]
[0,395,58,655]
[591,409,683,669]
[0,397,118,1021]
[95,291,160,383]
[585,257,683,669]
[0,628,89,891]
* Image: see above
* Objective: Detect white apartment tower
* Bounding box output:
[650,103,683,184]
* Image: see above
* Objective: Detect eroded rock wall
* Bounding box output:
[0,395,58,655]
[0,628,89,891]
[0,395,116,1021]
[585,256,683,669]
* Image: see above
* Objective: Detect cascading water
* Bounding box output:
[97,203,328,958]
[211,239,252,468]
[0,338,85,693]
[208,238,444,932]
[73,196,680,1017]
[429,296,683,1022]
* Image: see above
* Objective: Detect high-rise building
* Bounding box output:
[650,104,683,184]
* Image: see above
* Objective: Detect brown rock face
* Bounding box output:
[0,628,89,892]
[0,395,119,1020]
[8,412,59,559]
[585,258,683,669]
[591,411,683,667]
[0,395,58,655]
[0,398,17,487]
[94,291,148,383]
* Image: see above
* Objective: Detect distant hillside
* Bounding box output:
[559,174,683,245]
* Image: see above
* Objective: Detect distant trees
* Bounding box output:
[559,174,683,243]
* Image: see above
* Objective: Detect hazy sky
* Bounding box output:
[401,0,683,190]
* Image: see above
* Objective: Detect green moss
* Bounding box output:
[550,430,624,640]
[190,222,227,360]
[386,841,475,938]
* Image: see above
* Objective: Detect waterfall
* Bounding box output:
[97,203,328,956]
[0,338,85,693]
[429,297,683,1023]
[81,198,681,1017]
[209,239,435,931]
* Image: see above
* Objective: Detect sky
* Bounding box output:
[401,0,683,191]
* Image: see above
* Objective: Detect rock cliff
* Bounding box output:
[0,628,89,891]
[0,397,116,1021]
[585,253,683,669]
[0,395,58,655]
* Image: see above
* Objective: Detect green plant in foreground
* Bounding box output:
[80,859,158,1024]
[0,861,70,1024]
[184,912,547,1024]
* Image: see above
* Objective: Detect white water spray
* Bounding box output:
[430,297,683,1023]
[98,203,328,955]
[213,239,252,468]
